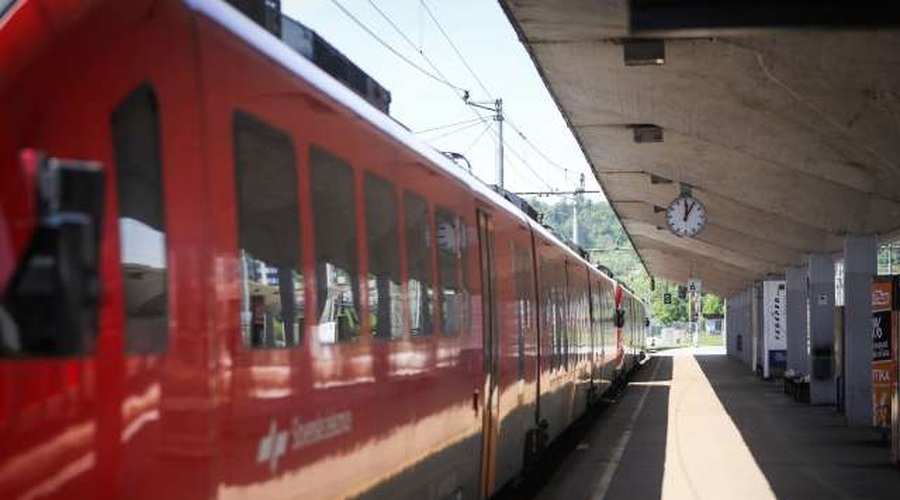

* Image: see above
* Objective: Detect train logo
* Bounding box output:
[256,412,355,473]
[257,419,289,473]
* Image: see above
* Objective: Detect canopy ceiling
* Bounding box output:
[500,0,900,297]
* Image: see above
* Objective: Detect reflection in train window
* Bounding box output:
[365,172,403,339]
[513,245,534,380]
[572,271,583,364]
[405,192,434,337]
[234,111,303,349]
[557,262,568,371]
[311,147,360,344]
[594,280,604,355]
[436,208,469,336]
[112,84,168,354]
[578,276,588,363]
[460,220,471,333]
[539,257,556,370]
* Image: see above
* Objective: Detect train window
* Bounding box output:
[540,257,563,371]
[585,287,591,358]
[405,192,434,337]
[605,283,615,350]
[112,85,169,354]
[436,208,466,336]
[310,147,360,344]
[539,257,551,369]
[234,112,303,349]
[460,220,471,333]
[572,275,581,364]
[560,263,568,371]
[364,173,402,339]
[514,245,533,380]
[593,280,603,354]
[567,265,576,366]
[0,1,14,21]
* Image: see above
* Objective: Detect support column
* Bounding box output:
[725,297,734,357]
[786,265,809,373]
[808,254,836,405]
[741,290,752,367]
[726,291,749,360]
[738,288,753,368]
[731,292,745,364]
[751,282,763,375]
[844,235,876,426]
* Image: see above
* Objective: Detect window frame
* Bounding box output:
[233,109,304,351]
[435,206,469,337]
[113,82,170,356]
[309,145,362,345]
[363,171,403,341]
[403,190,436,338]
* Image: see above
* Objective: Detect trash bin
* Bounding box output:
[797,379,810,403]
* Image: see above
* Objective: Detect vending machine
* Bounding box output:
[870,276,900,464]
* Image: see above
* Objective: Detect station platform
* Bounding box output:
[529,348,900,500]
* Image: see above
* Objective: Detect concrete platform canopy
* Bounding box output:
[499,0,900,297]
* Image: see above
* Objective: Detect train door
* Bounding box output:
[614,285,625,371]
[477,209,499,498]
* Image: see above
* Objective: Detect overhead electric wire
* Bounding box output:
[330,0,573,195]
[464,121,494,155]
[417,0,587,191]
[494,124,575,192]
[505,118,570,173]
[419,0,493,99]
[365,0,422,53]
[426,119,488,142]
[505,117,600,196]
[493,130,555,191]
[328,0,467,94]
[506,153,554,192]
[414,117,483,135]
[362,0,470,101]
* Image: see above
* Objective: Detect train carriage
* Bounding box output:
[0,1,647,498]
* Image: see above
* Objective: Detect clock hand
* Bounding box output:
[683,201,694,222]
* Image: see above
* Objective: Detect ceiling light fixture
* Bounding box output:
[624,38,665,66]
[630,124,663,143]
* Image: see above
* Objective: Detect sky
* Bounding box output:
[282,0,604,198]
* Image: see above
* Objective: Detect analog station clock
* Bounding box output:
[665,195,707,237]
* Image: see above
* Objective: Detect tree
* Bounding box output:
[701,294,724,317]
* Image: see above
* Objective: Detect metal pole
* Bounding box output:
[888,242,894,275]
[495,98,504,190]
[572,201,578,244]
[572,173,586,244]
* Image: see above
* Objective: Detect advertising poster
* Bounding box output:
[763,280,787,378]
[871,279,894,429]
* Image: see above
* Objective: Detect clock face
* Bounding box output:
[666,195,707,237]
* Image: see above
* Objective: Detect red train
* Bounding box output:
[0,0,647,498]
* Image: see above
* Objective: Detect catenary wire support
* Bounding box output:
[572,173,586,244]
[465,97,504,190]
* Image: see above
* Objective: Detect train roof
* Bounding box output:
[187,0,625,290]
[1,0,628,294]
